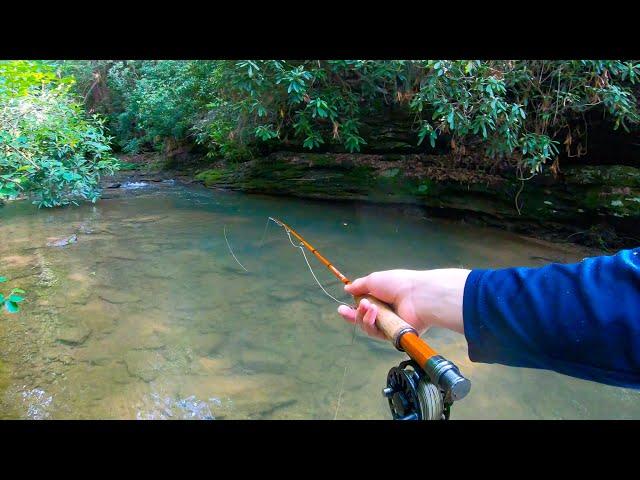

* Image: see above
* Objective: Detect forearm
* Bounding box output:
[411,269,469,335]
[462,247,640,388]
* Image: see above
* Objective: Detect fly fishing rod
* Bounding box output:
[270,218,471,420]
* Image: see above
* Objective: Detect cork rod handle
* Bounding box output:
[355,295,411,341]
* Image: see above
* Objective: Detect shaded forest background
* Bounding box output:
[2,60,640,247]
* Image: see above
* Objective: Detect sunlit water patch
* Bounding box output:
[121,181,150,189]
[21,388,53,419]
[135,391,226,420]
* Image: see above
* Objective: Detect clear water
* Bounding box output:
[1,181,639,419]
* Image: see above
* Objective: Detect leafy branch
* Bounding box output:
[0,276,25,314]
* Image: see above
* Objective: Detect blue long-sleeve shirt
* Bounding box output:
[463,247,640,388]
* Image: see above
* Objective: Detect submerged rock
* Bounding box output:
[97,289,140,305]
[1,254,37,269]
[123,351,163,382]
[135,334,166,351]
[194,356,235,375]
[46,234,78,247]
[110,363,134,385]
[175,372,299,419]
[121,215,169,224]
[268,287,299,302]
[56,325,92,346]
[189,332,224,357]
[239,349,288,375]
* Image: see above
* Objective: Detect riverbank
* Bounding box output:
[108,151,640,251]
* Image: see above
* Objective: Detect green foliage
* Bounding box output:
[63,61,225,154]
[113,160,139,171]
[0,61,118,207]
[61,60,640,177]
[410,60,640,173]
[226,60,639,173]
[0,276,25,314]
[0,61,73,96]
[221,60,381,153]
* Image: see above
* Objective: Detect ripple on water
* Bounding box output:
[135,392,227,420]
[121,182,150,190]
[21,388,53,419]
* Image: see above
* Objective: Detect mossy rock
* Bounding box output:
[564,165,640,188]
[585,188,640,217]
[225,156,376,199]
[195,169,228,186]
[194,152,640,246]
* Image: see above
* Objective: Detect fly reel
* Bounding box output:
[383,360,459,420]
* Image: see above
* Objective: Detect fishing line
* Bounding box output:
[271,218,357,420]
[334,365,348,420]
[225,217,352,307]
[282,225,352,308]
[225,216,358,420]
[223,226,249,272]
[265,217,357,420]
[259,217,271,248]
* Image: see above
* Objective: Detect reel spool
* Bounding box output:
[383,360,450,421]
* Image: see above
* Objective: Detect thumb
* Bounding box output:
[344,275,372,296]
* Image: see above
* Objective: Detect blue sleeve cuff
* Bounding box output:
[462,268,486,362]
[462,269,527,366]
[461,257,640,389]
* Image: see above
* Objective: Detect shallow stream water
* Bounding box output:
[1,180,639,419]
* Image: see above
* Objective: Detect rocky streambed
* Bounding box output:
[2,178,639,419]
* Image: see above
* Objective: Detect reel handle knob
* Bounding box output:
[354,295,471,403]
[424,355,471,402]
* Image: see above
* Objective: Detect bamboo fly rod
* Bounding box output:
[270,217,439,366]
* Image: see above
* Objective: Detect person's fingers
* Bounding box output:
[337,305,356,323]
[339,299,386,340]
[344,276,372,296]
[355,299,368,329]
[338,299,377,330]
[344,272,401,304]
[362,302,384,339]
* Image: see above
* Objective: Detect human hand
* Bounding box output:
[337,269,470,340]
